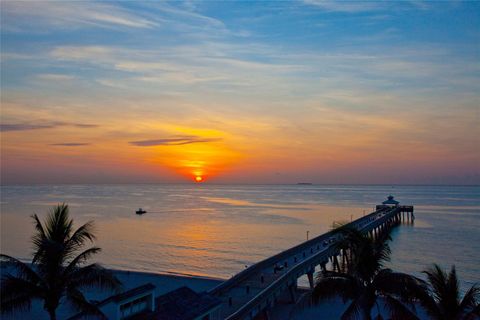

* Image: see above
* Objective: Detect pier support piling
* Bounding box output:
[307,271,314,289]
[289,284,297,303]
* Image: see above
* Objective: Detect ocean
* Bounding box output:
[1,184,479,291]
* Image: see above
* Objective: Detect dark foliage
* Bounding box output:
[1,204,121,320]
[312,226,424,320]
[411,264,479,320]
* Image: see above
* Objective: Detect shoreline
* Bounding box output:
[110,267,227,283]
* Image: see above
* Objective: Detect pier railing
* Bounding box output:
[226,245,339,319]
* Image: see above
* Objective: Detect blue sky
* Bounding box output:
[1,1,479,184]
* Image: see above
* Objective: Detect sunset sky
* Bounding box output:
[1,1,479,185]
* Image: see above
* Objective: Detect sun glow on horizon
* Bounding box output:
[138,127,243,182]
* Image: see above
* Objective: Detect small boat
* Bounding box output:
[135,208,147,215]
[297,182,312,185]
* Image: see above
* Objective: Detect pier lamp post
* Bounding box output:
[306,230,309,240]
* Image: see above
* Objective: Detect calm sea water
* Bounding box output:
[1,184,479,290]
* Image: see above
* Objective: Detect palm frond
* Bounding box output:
[374,240,391,265]
[446,266,460,309]
[31,214,48,264]
[382,295,420,320]
[0,275,43,314]
[68,263,122,293]
[374,269,426,303]
[1,293,35,314]
[312,273,361,304]
[412,285,442,320]
[65,287,107,319]
[65,221,96,254]
[32,238,67,279]
[341,297,365,320]
[31,213,46,237]
[44,204,74,244]
[341,291,375,320]
[458,284,480,316]
[352,241,386,283]
[63,247,102,277]
[423,264,448,303]
[315,269,348,281]
[0,254,41,284]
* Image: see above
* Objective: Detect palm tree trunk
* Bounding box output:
[345,248,351,269]
[47,308,57,320]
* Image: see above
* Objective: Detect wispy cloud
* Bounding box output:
[141,2,225,30]
[51,46,114,61]
[36,74,75,81]
[0,123,56,132]
[49,143,91,147]
[129,136,222,147]
[302,0,385,12]
[408,0,431,10]
[303,0,435,14]
[49,44,303,87]
[0,122,98,132]
[73,123,98,128]
[1,1,158,32]
[0,52,35,62]
[1,0,234,41]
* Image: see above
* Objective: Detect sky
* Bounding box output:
[1,0,479,185]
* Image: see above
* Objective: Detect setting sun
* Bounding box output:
[195,176,203,183]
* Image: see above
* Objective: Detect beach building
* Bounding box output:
[68,283,222,320]
[153,286,222,320]
[68,283,156,320]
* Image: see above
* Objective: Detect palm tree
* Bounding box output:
[412,264,479,320]
[331,225,371,272]
[312,227,424,320]
[1,204,121,320]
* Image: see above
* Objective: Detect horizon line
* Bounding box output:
[1,182,479,187]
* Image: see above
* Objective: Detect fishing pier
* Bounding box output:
[209,196,414,320]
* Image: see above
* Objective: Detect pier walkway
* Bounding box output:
[208,201,414,320]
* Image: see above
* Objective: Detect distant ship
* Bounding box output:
[135,208,147,215]
[296,182,312,185]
